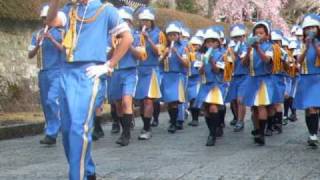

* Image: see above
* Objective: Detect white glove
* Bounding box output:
[216,61,225,70]
[86,61,113,79]
[194,60,203,68]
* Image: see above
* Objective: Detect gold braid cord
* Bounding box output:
[62,3,111,62]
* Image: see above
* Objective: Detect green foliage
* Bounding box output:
[176,0,198,13]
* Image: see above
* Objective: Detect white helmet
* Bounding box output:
[253,21,271,34]
[166,23,181,34]
[282,38,289,47]
[40,5,49,17]
[271,30,283,41]
[204,28,220,40]
[230,24,246,37]
[181,28,191,38]
[118,7,133,21]
[138,8,155,21]
[189,36,203,45]
[288,41,298,49]
[302,14,320,29]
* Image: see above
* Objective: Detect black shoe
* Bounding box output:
[40,135,56,145]
[93,128,104,139]
[92,131,100,141]
[206,135,216,146]
[230,119,237,126]
[216,126,224,137]
[111,122,120,134]
[130,119,135,130]
[283,117,289,125]
[251,129,259,136]
[176,121,183,130]
[289,114,298,122]
[116,133,130,146]
[188,120,199,127]
[254,135,265,146]
[274,123,283,134]
[168,124,176,134]
[116,117,131,146]
[265,128,273,136]
[151,119,159,127]
[87,174,96,180]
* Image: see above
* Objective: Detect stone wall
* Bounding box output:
[0,20,41,112]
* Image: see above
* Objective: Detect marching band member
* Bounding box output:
[160,21,189,133]
[225,24,248,132]
[242,21,274,146]
[46,0,133,179]
[109,6,142,146]
[134,7,166,140]
[294,14,320,147]
[187,36,203,127]
[28,4,63,145]
[197,27,227,146]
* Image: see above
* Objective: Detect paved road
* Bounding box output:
[1,111,320,180]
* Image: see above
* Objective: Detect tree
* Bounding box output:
[168,0,176,9]
[211,0,290,34]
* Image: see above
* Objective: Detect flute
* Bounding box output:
[142,25,147,33]
[39,25,49,46]
[168,41,175,58]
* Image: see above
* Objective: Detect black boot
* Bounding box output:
[205,113,219,146]
[205,117,215,146]
[87,174,96,180]
[168,108,178,134]
[94,116,104,137]
[188,108,200,126]
[305,114,312,135]
[265,116,273,136]
[111,120,120,134]
[116,114,132,146]
[151,102,160,127]
[307,114,319,147]
[218,107,226,128]
[111,107,120,134]
[274,112,283,134]
[255,120,266,146]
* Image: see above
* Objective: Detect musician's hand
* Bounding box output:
[36,35,45,46]
[172,47,177,54]
[142,31,149,40]
[86,61,114,79]
[43,32,54,41]
[252,42,259,49]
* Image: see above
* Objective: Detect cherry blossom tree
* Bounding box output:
[212,0,290,34]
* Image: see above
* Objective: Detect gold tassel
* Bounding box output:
[223,48,235,82]
[62,6,77,62]
[157,31,167,56]
[188,45,196,62]
[137,34,148,60]
[272,44,282,74]
[315,57,320,67]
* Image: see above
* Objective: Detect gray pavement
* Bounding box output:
[0,111,320,180]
